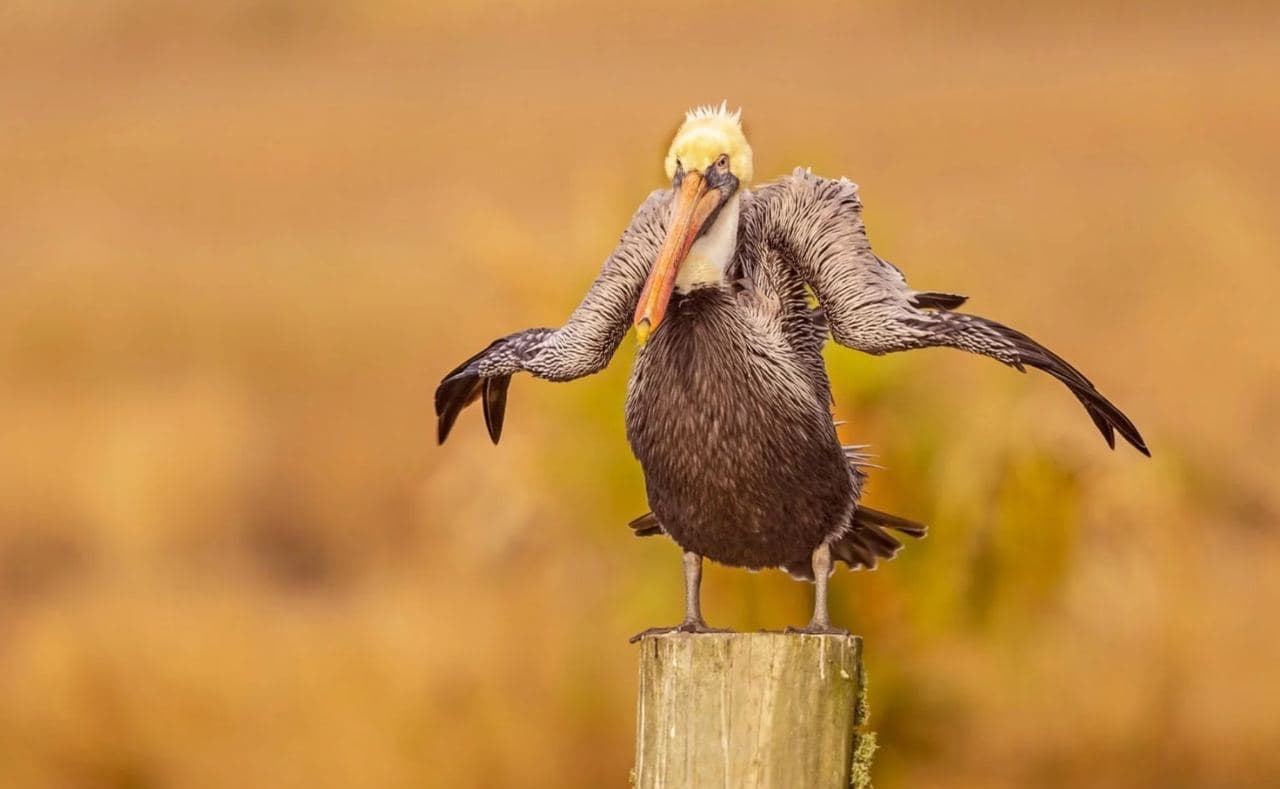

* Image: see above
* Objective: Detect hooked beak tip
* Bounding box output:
[635,319,652,347]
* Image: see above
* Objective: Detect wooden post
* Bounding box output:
[633,633,872,788]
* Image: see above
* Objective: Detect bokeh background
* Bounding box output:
[3,2,1279,787]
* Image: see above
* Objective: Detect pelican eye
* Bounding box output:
[715,154,730,170]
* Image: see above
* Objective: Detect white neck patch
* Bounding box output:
[675,194,740,293]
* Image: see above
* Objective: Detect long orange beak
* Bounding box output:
[634,171,725,345]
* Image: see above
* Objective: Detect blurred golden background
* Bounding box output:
[2,2,1278,787]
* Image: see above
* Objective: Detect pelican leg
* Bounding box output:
[629,552,733,643]
[787,542,850,636]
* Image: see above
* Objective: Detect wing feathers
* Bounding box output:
[749,170,1149,457]
[434,190,669,446]
[946,313,1150,456]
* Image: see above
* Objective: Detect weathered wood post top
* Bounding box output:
[633,632,872,788]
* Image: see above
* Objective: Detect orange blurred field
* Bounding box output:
[2,2,1278,787]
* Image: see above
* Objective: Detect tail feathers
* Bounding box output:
[781,504,926,579]
[628,511,663,537]
[817,505,928,576]
[630,502,927,578]
[854,504,928,538]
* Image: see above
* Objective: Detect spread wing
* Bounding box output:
[435,189,669,444]
[745,169,1148,456]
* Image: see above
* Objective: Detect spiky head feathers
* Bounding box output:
[664,102,753,184]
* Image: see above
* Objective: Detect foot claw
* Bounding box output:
[784,623,850,636]
[629,620,734,644]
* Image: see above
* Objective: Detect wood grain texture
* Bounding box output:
[633,633,865,788]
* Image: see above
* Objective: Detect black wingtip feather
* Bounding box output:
[441,339,504,385]
[912,291,969,310]
[1051,373,1149,455]
[959,314,1150,456]
[482,375,511,445]
[1067,380,1148,455]
[435,373,483,445]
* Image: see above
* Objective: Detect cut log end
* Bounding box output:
[633,632,869,788]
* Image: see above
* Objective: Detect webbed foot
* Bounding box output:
[785,622,850,637]
[629,619,734,644]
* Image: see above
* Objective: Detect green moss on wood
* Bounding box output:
[851,731,877,789]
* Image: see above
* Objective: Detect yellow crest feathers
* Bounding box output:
[665,101,753,184]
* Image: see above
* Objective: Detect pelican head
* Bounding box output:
[635,102,753,345]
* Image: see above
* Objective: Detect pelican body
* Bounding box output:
[436,104,1147,637]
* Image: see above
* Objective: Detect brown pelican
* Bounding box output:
[436,103,1147,638]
